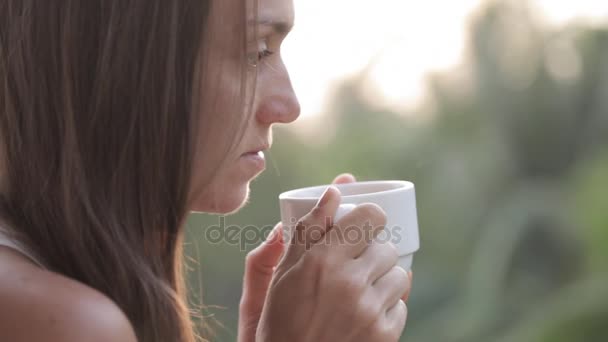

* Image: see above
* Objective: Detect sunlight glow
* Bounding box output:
[282,0,608,119]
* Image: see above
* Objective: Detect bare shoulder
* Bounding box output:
[0,247,138,342]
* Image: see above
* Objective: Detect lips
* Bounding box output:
[242,144,270,157]
[240,149,266,173]
[242,151,265,158]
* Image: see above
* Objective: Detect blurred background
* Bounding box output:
[186,0,608,340]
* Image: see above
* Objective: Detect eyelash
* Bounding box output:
[248,40,274,66]
[258,49,275,61]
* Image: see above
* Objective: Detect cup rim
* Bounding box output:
[279,180,414,201]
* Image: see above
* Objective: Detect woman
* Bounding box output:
[0,0,411,341]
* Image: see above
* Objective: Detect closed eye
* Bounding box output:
[248,40,275,66]
[258,49,275,61]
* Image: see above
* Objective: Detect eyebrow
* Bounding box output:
[254,18,294,34]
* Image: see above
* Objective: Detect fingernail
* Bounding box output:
[316,186,334,208]
[267,228,277,241]
[267,225,282,242]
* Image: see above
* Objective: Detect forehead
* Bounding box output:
[257,0,295,21]
[249,0,294,26]
[205,0,294,54]
[210,0,294,33]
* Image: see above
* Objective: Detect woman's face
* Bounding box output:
[190,0,300,214]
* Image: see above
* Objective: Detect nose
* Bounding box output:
[255,72,301,125]
[255,93,300,125]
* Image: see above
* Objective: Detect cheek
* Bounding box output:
[189,163,252,214]
[188,71,253,212]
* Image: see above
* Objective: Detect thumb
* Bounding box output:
[282,186,341,266]
[243,224,285,298]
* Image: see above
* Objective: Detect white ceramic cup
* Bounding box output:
[279,180,419,270]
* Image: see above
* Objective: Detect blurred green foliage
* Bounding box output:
[185,1,608,341]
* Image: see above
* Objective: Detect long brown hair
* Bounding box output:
[0,1,254,341]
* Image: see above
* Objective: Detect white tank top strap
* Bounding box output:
[0,225,47,269]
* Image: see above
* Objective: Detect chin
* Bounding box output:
[189,181,251,215]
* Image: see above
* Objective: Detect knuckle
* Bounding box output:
[394,266,409,282]
[385,242,399,263]
[342,277,367,299]
[388,267,410,292]
[375,324,396,342]
[396,267,410,289]
[356,203,387,227]
[356,296,382,325]
[382,301,408,341]
[370,322,393,342]
[386,325,403,341]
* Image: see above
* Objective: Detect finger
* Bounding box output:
[332,173,356,184]
[373,266,410,309]
[384,299,408,340]
[403,271,413,302]
[327,203,386,258]
[245,224,284,276]
[282,186,341,266]
[356,241,399,283]
[243,224,285,299]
